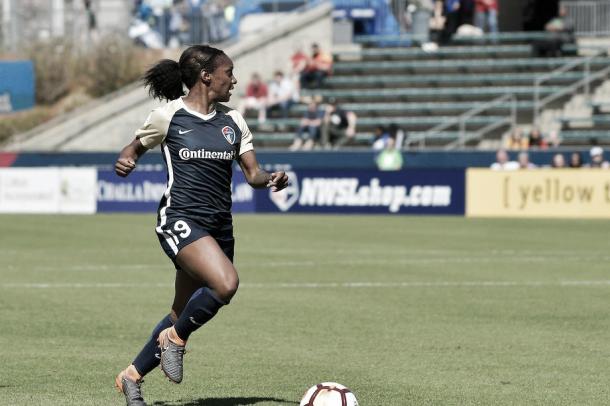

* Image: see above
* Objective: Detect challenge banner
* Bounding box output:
[467,168,610,218]
[256,169,465,214]
[96,168,463,214]
[97,169,254,213]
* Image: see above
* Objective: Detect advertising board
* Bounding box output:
[255,169,465,215]
[0,168,96,213]
[467,169,610,218]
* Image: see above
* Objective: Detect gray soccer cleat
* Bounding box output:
[115,372,147,406]
[158,328,186,383]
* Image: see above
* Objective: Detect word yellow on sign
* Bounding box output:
[466,168,610,218]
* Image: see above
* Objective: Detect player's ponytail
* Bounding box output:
[143,45,226,102]
[143,59,184,101]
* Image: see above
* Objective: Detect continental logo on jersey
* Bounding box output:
[178,148,236,161]
[221,126,236,144]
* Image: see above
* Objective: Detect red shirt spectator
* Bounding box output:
[291,49,309,75]
[246,79,267,99]
[475,0,498,12]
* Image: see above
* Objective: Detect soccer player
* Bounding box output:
[113,45,288,406]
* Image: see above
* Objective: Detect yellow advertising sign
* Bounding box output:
[466,169,610,218]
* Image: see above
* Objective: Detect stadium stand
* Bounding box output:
[245,32,610,149]
[4,1,610,152]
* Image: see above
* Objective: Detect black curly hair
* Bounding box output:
[142,45,226,101]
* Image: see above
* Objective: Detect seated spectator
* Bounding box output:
[528,127,548,149]
[490,148,519,170]
[300,43,333,89]
[321,98,357,149]
[290,101,323,151]
[551,153,565,168]
[569,151,583,168]
[505,127,528,150]
[238,73,267,123]
[290,45,308,99]
[372,125,391,151]
[533,5,575,57]
[547,129,561,148]
[587,146,610,168]
[266,71,295,120]
[518,151,536,169]
[376,137,404,171]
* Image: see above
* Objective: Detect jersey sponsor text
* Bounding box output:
[178,148,236,161]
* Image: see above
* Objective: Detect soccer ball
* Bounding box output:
[300,382,359,406]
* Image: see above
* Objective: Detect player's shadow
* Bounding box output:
[151,397,299,406]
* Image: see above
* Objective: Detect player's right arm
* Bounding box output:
[115,105,173,177]
[115,138,147,177]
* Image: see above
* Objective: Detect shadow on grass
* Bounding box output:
[151,397,299,406]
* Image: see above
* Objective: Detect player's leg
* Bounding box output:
[173,235,238,338]
[115,268,200,404]
[130,267,200,374]
[158,235,237,382]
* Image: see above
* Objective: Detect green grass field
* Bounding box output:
[0,214,609,405]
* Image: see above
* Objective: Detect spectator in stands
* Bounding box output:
[474,0,498,40]
[547,129,561,148]
[300,43,333,89]
[321,98,357,149]
[490,148,519,170]
[84,0,98,32]
[372,125,391,151]
[440,0,462,44]
[291,46,308,75]
[238,73,268,123]
[551,153,566,168]
[518,151,536,169]
[167,4,185,48]
[569,151,583,168]
[376,137,404,171]
[533,5,575,57]
[409,0,436,45]
[505,127,528,150]
[528,127,548,149]
[266,71,295,120]
[587,146,610,168]
[290,45,308,99]
[290,101,323,151]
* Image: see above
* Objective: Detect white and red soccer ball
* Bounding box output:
[300,382,359,406]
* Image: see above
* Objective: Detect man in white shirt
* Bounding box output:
[266,71,295,120]
[490,148,519,170]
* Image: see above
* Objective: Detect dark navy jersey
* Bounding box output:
[135,98,254,239]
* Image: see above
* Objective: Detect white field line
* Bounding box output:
[1,280,610,289]
[5,253,610,273]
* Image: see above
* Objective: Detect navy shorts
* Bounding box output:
[156,217,234,264]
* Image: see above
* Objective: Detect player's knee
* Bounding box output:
[215,274,239,303]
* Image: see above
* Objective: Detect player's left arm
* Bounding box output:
[238,150,288,192]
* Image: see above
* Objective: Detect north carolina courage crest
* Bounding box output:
[221,126,236,145]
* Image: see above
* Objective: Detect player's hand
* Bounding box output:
[115,157,136,177]
[267,171,289,192]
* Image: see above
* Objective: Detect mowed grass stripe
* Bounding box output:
[0,214,609,405]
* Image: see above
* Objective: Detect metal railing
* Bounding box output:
[533,53,610,125]
[563,0,610,36]
[409,94,517,149]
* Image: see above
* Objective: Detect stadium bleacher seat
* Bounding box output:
[243,33,610,149]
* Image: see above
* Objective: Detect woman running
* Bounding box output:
[114,44,288,406]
